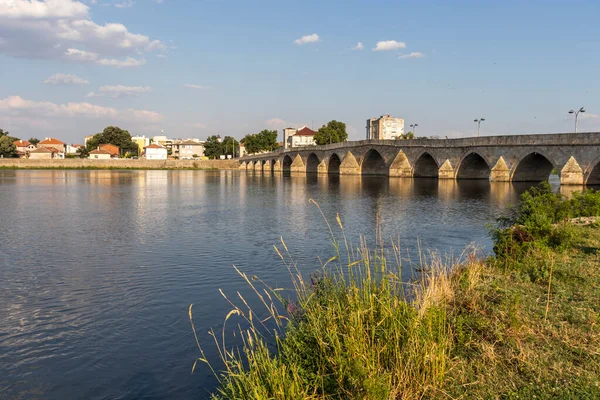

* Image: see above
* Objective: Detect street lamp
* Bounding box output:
[410,124,418,134]
[474,118,485,137]
[568,107,585,133]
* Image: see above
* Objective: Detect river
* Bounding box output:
[0,170,545,399]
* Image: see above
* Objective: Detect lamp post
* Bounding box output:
[410,124,418,135]
[474,118,485,137]
[568,107,585,133]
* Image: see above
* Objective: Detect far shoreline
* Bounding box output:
[0,159,239,171]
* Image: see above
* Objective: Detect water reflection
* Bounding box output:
[0,170,551,400]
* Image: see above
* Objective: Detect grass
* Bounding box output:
[191,187,600,399]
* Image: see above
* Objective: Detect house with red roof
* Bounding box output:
[28,146,64,159]
[89,148,112,160]
[13,139,36,158]
[283,126,317,149]
[144,143,167,160]
[38,137,66,154]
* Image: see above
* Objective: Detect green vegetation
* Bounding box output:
[242,130,278,155]
[204,136,240,159]
[29,137,40,146]
[192,187,600,399]
[314,120,348,145]
[0,128,18,157]
[85,126,138,156]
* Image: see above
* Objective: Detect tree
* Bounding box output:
[242,130,278,154]
[85,126,138,156]
[0,135,17,158]
[204,135,223,159]
[400,131,415,140]
[77,146,89,158]
[222,136,240,157]
[29,137,40,146]
[314,120,348,145]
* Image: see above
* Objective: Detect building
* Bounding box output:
[237,143,247,158]
[99,143,120,158]
[366,115,404,140]
[29,146,64,159]
[89,148,112,159]
[66,144,83,155]
[38,137,66,153]
[14,140,36,157]
[283,126,317,149]
[144,143,167,160]
[84,135,95,146]
[131,135,151,155]
[172,140,205,159]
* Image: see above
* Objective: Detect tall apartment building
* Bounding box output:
[366,115,404,140]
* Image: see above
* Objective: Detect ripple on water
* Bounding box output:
[0,170,536,399]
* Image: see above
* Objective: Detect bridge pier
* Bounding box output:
[254,160,262,173]
[273,159,282,172]
[438,160,455,179]
[490,157,510,182]
[560,156,584,185]
[339,152,360,175]
[290,154,306,173]
[239,161,247,170]
[389,151,412,177]
[317,160,328,174]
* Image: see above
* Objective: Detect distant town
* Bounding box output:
[0,114,413,161]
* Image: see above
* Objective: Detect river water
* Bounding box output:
[0,170,545,399]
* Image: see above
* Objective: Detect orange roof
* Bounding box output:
[294,127,316,136]
[31,146,60,153]
[90,148,112,155]
[39,137,65,145]
[99,143,120,156]
[71,144,84,148]
[14,139,31,147]
[145,143,165,149]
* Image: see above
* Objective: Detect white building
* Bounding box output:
[283,126,317,149]
[89,148,112,160]
[144,143,168,160]
[366,115,405,140]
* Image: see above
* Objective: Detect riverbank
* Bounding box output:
[0,158,239,170]
[193,185,600,399]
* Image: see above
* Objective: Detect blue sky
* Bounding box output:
[1,0,599,144]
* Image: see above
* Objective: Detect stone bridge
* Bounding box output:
[239,132,600,185]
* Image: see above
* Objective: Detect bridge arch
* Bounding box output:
[361,148,387,176]
[586,155,600,185]
[457,152,491,180]
[511,151,557,182]
[413,152,439,178]
[282,155,293,174]
[328,153,342,175]
[306,153,320,174]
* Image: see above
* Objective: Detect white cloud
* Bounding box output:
[265,117,293,130]
[96,56,146,67]
[63,48,146,67]
[399,52,425,59]
[184,84,211,89]
[0,0,89,19]
[294,33,320,45]
[0,0,165,66]
[579,113,600,120]
[373,40,406,51]
[44,73,88,85]
[86,85,151,98]
[353,42,364,50]
[0,95,163,122]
